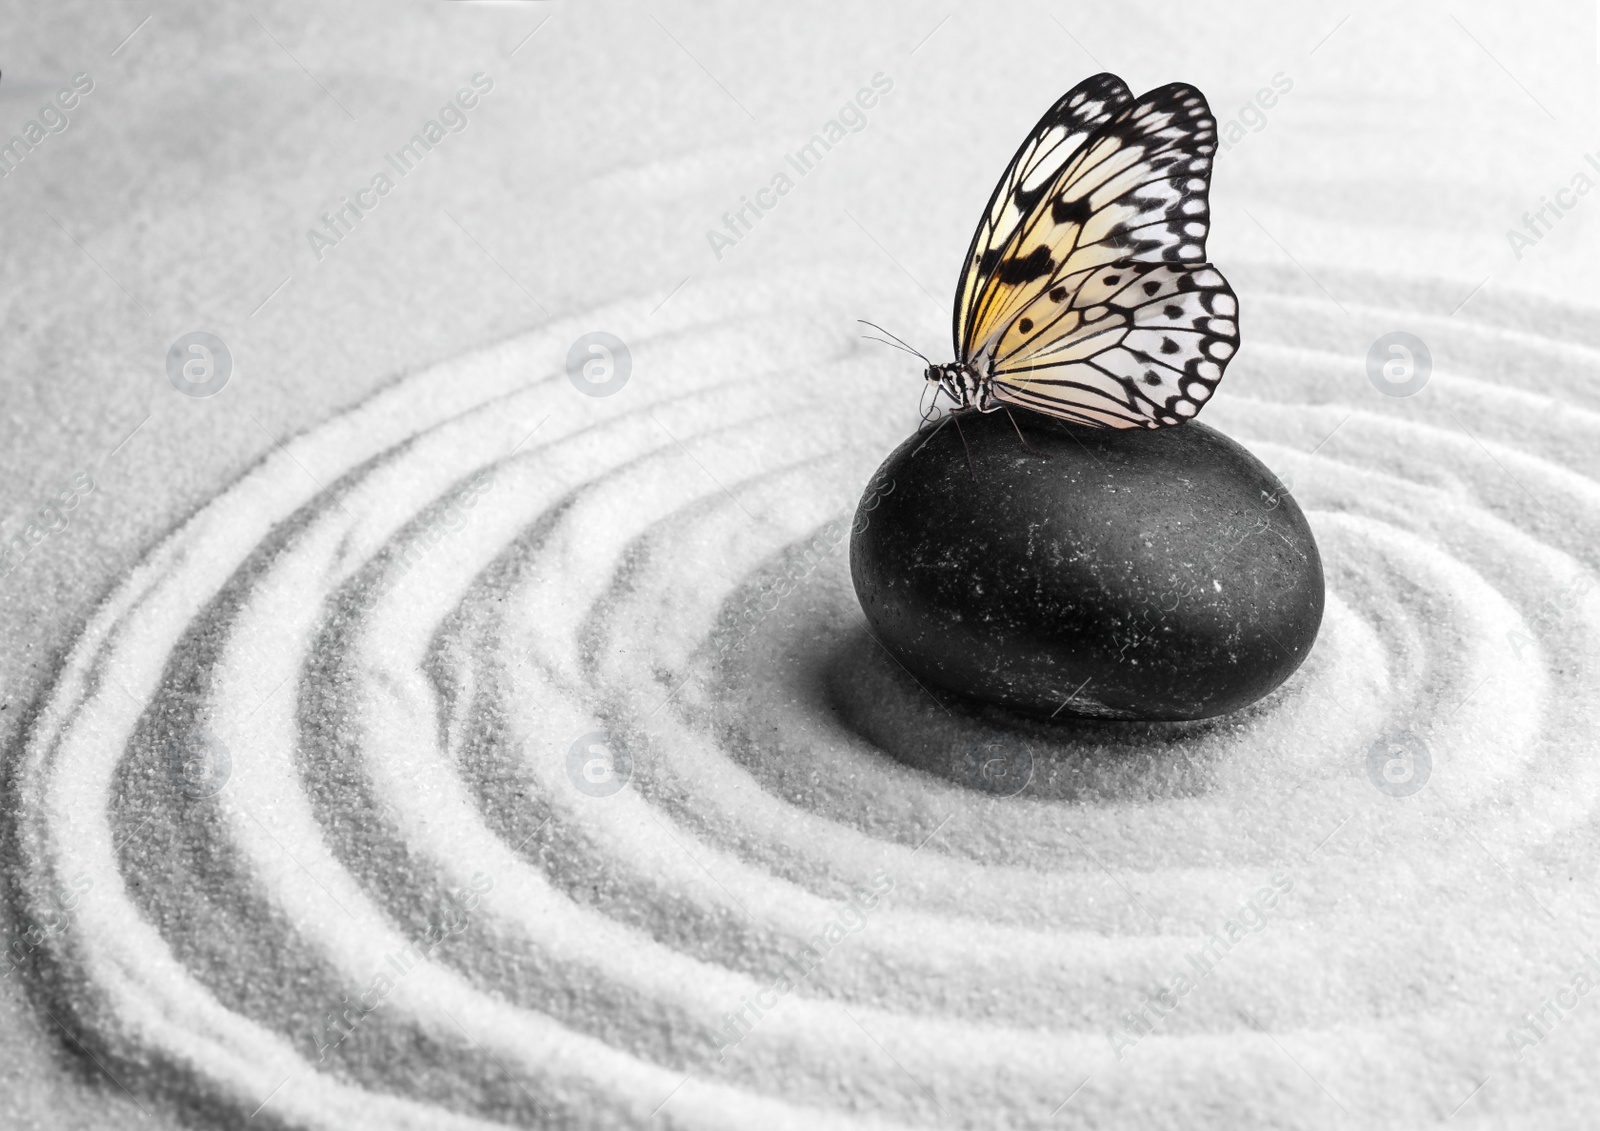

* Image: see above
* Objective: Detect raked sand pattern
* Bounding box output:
[14,263,1600,1129]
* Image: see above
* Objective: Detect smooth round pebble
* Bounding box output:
[850,411,1324,720]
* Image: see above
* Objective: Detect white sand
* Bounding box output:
[5,3,1600,1129]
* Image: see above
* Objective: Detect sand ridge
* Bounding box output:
[13,261,1600,1128]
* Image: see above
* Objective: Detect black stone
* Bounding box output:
[849,412,1323,721]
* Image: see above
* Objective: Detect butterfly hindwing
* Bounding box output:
[952,73,1134,360]
[957,82,1230,428]
[989,261,1238,429]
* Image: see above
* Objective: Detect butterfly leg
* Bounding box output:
[918,387,948,435]
[911,412,952,456]
[1002,406,1034,451]
[949,411,978,483]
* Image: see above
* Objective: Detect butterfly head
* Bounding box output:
[926,361,987,412]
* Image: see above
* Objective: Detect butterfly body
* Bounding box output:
[924,360,998,415]
[919,72,1239,431]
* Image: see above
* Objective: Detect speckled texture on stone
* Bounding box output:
[850,412,1323,720]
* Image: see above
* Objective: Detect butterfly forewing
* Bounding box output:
[952,72,1133,359]
[990,261,1238,428]
[951,77,1235,429]
[963,83,1220,362]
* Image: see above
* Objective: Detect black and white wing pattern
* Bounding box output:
[988,260,1238,428]
[955,76,1239,429]
[952,72,1133,361]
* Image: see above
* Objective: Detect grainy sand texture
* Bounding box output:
[3,3,1598,1129]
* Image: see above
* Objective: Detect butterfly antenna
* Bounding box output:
[858,320,931,365]
[863,334,928,361]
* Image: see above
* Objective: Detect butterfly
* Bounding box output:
[869,73,1238,430]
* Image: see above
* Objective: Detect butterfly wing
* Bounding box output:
[952,72,1134,361]
[956,80,1236,428]
[988,260,1238,428]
